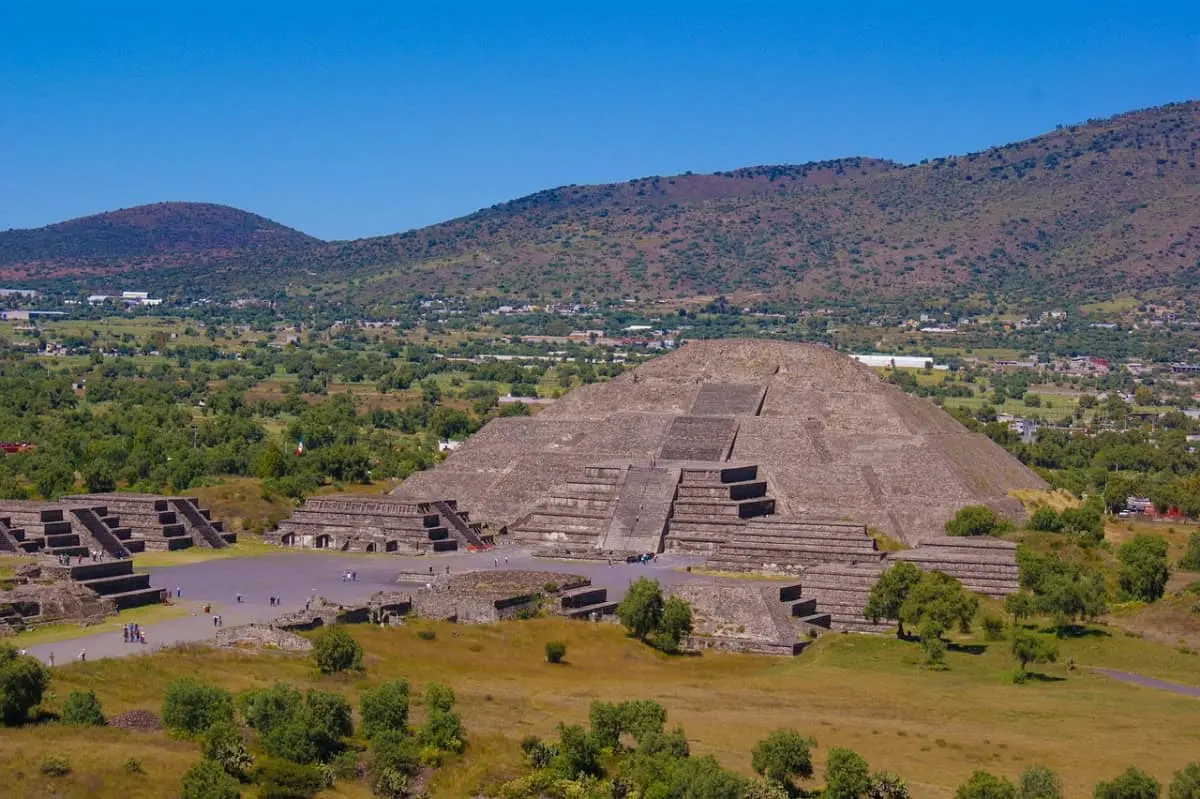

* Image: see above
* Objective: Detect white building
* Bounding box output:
[851,353,945,370]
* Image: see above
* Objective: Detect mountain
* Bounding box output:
[2,102,1198,306]
[0,202,320,285]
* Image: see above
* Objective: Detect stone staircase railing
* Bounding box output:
[169,499,228,549]
[432,500,488,549]
[68,507,130,559]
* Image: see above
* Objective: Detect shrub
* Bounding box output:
[312,626,363,674]
[0,645,50,726]
[1019,765,1064,799]
[1094,767,1161,799]
[420,708,465,753]
[825,747,871,799]
[202,721,254,780]
[751,728,815,788]
[163,678,234,737]
[1169,762,1200,799]
[417,629,436,641]
[124,757,144,774]
[520,735,555,769]
[304,689,353,739]
[617,577,664,641]
[239,683,303,736]
[253,758,324,799]
[656,596,694,653]
[1012,630,1058,674]
[1179,533,1200,571]
[1117,535,1170,603]
[981,614,1006,641]
[360,680,410,739]
[868,771,911,798]
[373,767,409,799]
[39,756,71,777]
[955,769,1017,799]
[61,689,105,726]
[946,505,1008,537]
[180,758,240,799]
[424,682,455,713]
[544,640,567,664]
[1028,507,1063,533]
[370,729,420,778]
[553,723,601,779]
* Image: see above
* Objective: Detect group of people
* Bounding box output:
[122,623,145,644]
[341,570,358,582]
[268,594,282,606]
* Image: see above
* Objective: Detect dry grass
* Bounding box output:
[2,616,1197,799]
[1009,488,1079,513]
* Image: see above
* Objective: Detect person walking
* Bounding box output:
[48,652,54,667]
[78,649,86,662]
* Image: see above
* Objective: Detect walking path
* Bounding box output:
[1092,668,1200,697]
[24,548,708,665]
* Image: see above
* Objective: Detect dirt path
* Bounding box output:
[1092,668,1200,697]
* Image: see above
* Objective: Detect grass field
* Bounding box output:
[8,602,187,647]
[3,616,1198,798]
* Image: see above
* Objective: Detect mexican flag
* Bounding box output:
[295,439,305,456]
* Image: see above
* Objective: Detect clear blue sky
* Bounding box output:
[3,2,1198,240]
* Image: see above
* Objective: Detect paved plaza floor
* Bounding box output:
[24,547,711,666]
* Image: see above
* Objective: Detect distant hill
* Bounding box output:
[0,202,320,286]
[3,101,1199,306]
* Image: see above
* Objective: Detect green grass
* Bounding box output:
[2,614,1196,799]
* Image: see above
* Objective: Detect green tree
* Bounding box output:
[312,626,363,674]
[0,644,49,726]
[899,571,979,640]
[1011,630,1058,674]
[82,463,116,494]
[868,772,911,798]
[946,505,1006,537]
[202,721,253,780]
[305,689,353,738]
[61,690,105,726]
[656,596,694,653]
[751,728,814,791]
[1117,534,1170,602]
[424,681,455,713]
[179,758,241,799]
[1019,766,1064,799]
[618,577,664,641]
[162,678,234,737]
[544,640,567,664]
[1178,534,1200,571]
[253,758,324,799]
[955,770,1017,799]
[825,748,871,799]
[1094,767,1161,799]
[864,561,923,637]
[360,680,409,739]
[1168,763,1200,799]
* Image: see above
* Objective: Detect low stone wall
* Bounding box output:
[215,624,313,651]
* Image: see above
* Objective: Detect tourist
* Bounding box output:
[122,626,129,643]
[175,586,181,598]
[78,649,86,662]
[213,615,219,627]
[504,555,508,565]
[494,557,498,567]
[236,592,242,603]
[47,652,54,667]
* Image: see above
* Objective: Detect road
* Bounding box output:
[24,548,711,665]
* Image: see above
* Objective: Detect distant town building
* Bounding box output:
[851,353,945,370]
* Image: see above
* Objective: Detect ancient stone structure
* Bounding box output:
[215,624,314,651]
[394,340,1043,550]
[667,582,830,655]
[63,493,235,550]
[0,557,163,634]
[888,537,1020,598]
[0,500,141,559]
[269,496,489,553]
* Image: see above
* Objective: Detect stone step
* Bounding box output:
[797,612,832,629]
[80,573,153,596]
[560,587,608,609]
[107,587,165,610]
[672,498,775,518]
[676,480,768,500]
[787,597,818,617]
[564,601,620,619]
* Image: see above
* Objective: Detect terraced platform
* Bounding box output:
[889,536,1020,598]
[271,496,486,554]
[704,517,883,575]
[64,494,235,551]
[0,500,144,558]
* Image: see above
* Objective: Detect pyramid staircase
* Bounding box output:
[704,518,884,575]
[662,464,775,554]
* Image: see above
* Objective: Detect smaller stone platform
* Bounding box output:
[271,496,487,553]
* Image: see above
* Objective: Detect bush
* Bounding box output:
[417,630,436,641]
[312,626,363,674]
[360,680,410,739]
[1117,535,1170,603]
[163,678,234,737]
[955,769,1017,798]
[1179,534,1200,571]
[946,505,1008,537]
[240,683,303,737]
[420,708,465,753]
[617,577,664,641]
[124,757,144,774]
[61,689,105,726]
[1169,762,1200,799]
[1019,765,1064,799]
[981,614,1006,641]
[424,682,455,713]
[39,756,71,777]
[1028,507,1063,533]
[370,729,420,778]
[520,735,555,769]
[751,728,814,788]
[180,758,241,799]
[202,721,254,780]
[825,747,871,799]
[868,771,911,798]
[253,758,324,799]
[0,645,50,726]
[544,640,567,664]
[1094,767,1161,799]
